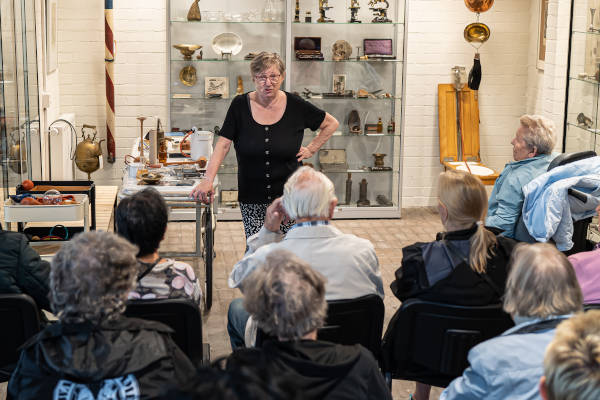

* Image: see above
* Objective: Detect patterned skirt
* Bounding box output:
[239,202,294,238]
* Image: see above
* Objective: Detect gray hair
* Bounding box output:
[282,166,336,220]
[250,51,285,76]
[543,310,600,400]
[243,249,328,340]
[519,114,556,155]
[503,243,582,319]
[50,231,139,324]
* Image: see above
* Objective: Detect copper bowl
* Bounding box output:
[173,44,202,60]
[464,0,494,13]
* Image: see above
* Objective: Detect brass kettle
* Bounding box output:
[74,124,105,180]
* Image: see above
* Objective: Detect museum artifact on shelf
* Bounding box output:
[363,38,394,59]
[173,44,202,60]
[294,37,324,60]
[221,190,239,208]
[205,77,229,98]
[295,0,300,22]
[187,0,201,21]
[348,110,362,134]
[211,32,243,60]
[236,76,244,95]
[349,0,361,23]
[305,11,312,22]
[368,0,391,23]
[317,0,334,23]
[370,153,392,171]
[332,40,352,61]
[357,179,370,206]
[345,173,352,204]
[577,112,593,129]
[179,65,197,87]
[318,149,349,172]
[74,124,104,180]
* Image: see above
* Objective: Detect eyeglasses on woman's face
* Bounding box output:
[254,73,281,84]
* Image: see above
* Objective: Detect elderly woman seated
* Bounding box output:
[242,249,391,400]
[8,231,196,399]
[440,243,583,400]
[116,187,202,305]
[486,114,557,238]
[390,169,516,400]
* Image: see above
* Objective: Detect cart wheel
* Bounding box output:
[202,209,214,310]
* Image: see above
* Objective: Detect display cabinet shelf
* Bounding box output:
[169,0,406,219]
[569,76,600,85]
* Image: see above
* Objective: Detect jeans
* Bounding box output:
[227,298,250,350]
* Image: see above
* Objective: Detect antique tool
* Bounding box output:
[345,173,352,204]
[349,0,361,23]
[294,37,324,60]
[74,124,105,180]
[173,44,202,60]
[368,0,391,23]
[187,0,201,21]
[348,110,362,134]
[357,179,370,206]
[137,116,147,165]
[317,0,333,23]
[376,194,393,206]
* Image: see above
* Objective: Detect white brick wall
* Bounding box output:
[50,0,570,206]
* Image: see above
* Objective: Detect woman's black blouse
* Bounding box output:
[219,92,326,203]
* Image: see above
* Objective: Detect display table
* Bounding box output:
[119,170,216,310]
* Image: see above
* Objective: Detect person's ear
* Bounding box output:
[438,201,448,224]
[328,198,338,219]
[539,376,549,400]
[530,146,538,157]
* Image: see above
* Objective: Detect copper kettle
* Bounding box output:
[74,124,105,179]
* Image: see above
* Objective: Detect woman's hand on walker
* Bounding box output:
[191,178,214,204]
[296,146,314,162]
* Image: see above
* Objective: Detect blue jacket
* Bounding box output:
[440,315,570,400]
[486,154,555,238]
[522,157,600,250]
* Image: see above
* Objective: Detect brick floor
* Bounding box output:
[161,207,446,400]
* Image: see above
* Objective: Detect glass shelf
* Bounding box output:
[292,21,403,25]
[171,95,237,100]
[218,168,396,175]
[171,19,284,24]
[171,58,252,63]
[570,76,600,85]
[297,96,400,101]
[292,58,402,63]
[306,132,401,137]
[566,122,600,135]
[572,30,600,37]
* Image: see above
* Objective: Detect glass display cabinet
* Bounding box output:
[168,0,406,219]
[564,0,600,153]
[1,0,41,201]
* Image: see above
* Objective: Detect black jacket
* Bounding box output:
[0,230,50,310]
[8,317,196,399]
[390,226,516,305]
[261,340,392,400]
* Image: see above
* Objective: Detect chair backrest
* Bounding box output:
[256,294,385,359]
[124,298,203,363]
[548,151,597,171]
[0,294,42,380]
[382,299,514,387]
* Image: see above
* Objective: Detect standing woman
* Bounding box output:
[191,52,339,238]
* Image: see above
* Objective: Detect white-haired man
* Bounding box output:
[227,166,384,349]
[486,114,557,238]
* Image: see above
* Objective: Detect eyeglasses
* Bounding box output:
[255,74,281,84]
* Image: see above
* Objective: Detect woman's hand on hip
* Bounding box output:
[296,146,314,162]
[191,178,214,204]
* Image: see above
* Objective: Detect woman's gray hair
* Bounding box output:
[282,166,336,220]
[250,51,285,76]
[243,249,328,340]
[50,231,139,324]
[519,114,556,155]
[503,243,583,319]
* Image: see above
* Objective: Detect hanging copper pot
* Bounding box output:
[464,22,491,45]
[464,0,494,13]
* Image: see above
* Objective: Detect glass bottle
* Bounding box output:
[377,117,383,133]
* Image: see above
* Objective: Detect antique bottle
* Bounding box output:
[377,117,383,133]
[345,173,352,204]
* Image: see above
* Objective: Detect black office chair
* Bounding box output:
[0,294,42,382]
[584,303,600,311]
[515,150,597,255]
[381,299,514,388]
[257,294,385,360]
[124,298,208,365]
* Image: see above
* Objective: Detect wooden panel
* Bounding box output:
[438,84,458,163]
[459,88,481,162]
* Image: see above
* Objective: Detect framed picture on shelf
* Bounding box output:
[205,77,229,99]
[332,74,347,93]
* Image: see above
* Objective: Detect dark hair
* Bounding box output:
[161,349,300,400]
[115,188,168,257]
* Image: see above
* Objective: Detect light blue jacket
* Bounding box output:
[440,316,570,400]
[522,156,600,250]
[486,154,555,238]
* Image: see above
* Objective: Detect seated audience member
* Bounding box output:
[227,166,383,349]
[0,223,51,312]
[242,249,392,400]
[441,243,583,400]
[390,169,516,400]
[8,231,196,399]
[539,310,600,400]
[567,245,600,305]
[486,114,557,238]
[116,187,202,305]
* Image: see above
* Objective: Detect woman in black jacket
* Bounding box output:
[390,170,516,400]
[0,224,50,311]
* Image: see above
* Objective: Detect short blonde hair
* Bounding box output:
[519,114,556,155]
[243,249,328,340]
[282,166,336,220]
[503,243,582,318]
[543,311,600,400]
[250,51,285,76]
[437,169,497,273]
